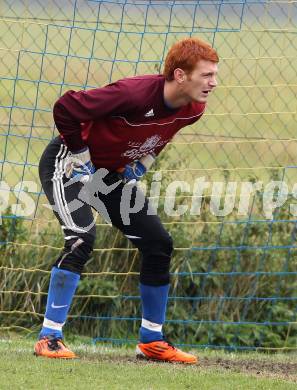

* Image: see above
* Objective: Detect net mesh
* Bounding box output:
[0,0,297,350]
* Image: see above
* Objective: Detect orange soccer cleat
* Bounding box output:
[34,337,77,359]
[136,340,198,364]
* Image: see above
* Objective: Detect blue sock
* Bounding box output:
[139,283,170,343]
[39,267,80,339]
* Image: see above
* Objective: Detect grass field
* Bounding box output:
[1,335,297,389]
[3,4,297,221]
[1,2,297,190]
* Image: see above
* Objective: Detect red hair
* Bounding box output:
[163,37,219,81]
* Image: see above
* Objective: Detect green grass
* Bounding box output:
[0,336,296,389]
[1,12,297,188]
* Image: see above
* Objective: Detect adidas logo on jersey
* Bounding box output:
[144,109,154,117]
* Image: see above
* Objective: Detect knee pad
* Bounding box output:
[54,227,96,274]
[139,232,173,286]
[160,232,174,256]
[147,232,173,260]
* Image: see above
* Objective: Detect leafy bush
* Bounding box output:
[1,163,296,350]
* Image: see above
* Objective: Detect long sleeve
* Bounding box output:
[53,80,133,151]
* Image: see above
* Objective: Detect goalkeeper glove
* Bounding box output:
[120,161,147,184]
[119,154,155,184]
[65,147,95,183]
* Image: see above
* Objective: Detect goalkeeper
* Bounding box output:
[35,37,219,363]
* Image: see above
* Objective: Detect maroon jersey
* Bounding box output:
[53,75,206,170]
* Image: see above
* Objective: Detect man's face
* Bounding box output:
[180,60,218,103]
